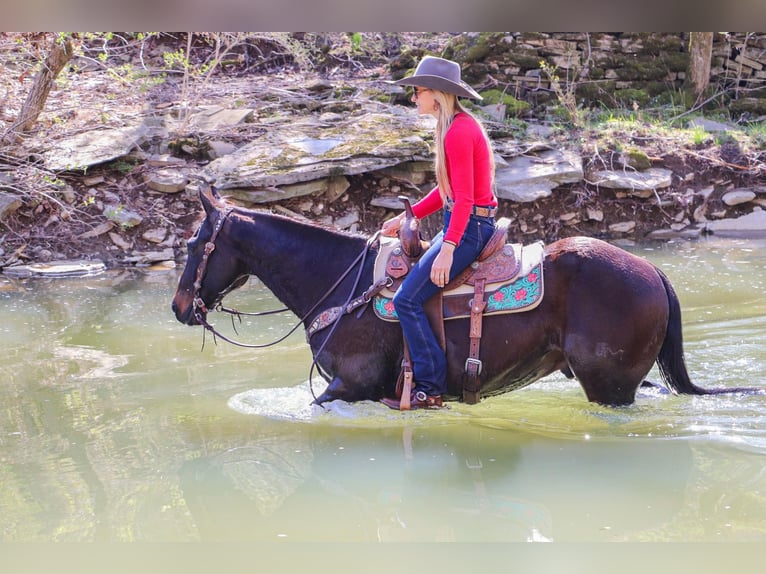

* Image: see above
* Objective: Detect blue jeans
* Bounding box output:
[393,211,495,396]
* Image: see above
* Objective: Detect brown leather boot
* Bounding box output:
[381,390,443,410]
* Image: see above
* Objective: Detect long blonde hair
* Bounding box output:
[431,91,495,203]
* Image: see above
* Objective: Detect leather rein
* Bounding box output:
[190,206,381,356]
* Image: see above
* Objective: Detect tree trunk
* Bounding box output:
[5,35,74,140]
[686,32,714,104]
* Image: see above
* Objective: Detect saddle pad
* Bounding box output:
[373,241,545,322]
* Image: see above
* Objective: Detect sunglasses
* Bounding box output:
[412,87,432,99]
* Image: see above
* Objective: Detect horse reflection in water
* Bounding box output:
[172,184,760,407]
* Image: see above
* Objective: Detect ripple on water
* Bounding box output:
[228,376,766,452]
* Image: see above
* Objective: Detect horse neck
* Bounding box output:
[229,211,369,318]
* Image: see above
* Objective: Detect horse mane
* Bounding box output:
[218,195,371,245]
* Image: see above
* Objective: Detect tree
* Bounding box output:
[685,32,714,105]
[2,33,73,143]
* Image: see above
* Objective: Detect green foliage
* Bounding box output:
[743,121,766,150]
[349,32,362,53]
[689,124,711,146]
[539,59,586,128]
[111,159,137,175]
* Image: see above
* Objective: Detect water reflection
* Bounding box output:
[0,237,765,542]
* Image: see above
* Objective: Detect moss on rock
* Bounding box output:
[479,89,532,116]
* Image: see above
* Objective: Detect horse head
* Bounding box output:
[171,184,249,325]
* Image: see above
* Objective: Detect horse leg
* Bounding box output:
[312,369,390,405]
[312,375,351,405]
[567,363,645,406]
[562,314,664,406]
[564,332,662,406]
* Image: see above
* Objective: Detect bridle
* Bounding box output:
[189,205,382,357]
[191,205,234,320]
[188,205,385,402]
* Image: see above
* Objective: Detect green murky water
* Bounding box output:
[1,237,765,543]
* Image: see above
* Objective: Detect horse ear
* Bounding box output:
[199,183,220,216]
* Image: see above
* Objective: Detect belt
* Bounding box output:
[446,204,497,218]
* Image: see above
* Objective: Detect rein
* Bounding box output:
[191,207,381,366]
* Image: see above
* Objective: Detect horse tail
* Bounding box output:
[656,268,764,396]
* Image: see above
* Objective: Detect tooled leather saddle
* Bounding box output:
[371,199,545,407]
[304,200,545,408]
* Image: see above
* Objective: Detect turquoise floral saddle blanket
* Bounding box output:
[372,236,545,322]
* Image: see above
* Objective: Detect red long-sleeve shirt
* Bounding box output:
[411,112,496,245]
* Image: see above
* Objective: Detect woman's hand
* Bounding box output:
[381,213,404,237]
[431,242,455,287]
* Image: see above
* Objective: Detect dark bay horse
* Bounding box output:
[172,185,759,407]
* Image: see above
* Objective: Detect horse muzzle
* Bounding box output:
[171,296,203,325]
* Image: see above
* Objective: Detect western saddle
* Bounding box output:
[388,197,515,409]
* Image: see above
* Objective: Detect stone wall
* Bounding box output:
[438,32,766,116]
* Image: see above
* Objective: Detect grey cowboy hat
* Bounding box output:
[389,56,482,100]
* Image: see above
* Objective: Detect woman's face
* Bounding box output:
[411,86,437,117]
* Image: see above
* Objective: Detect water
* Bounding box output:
[1,237,766,545]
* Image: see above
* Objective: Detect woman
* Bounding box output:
[380,56,497,410]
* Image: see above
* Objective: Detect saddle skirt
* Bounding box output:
[372,235,545,322]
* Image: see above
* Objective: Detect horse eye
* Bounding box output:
[186,227,202,248]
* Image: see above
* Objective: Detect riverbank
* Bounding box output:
[1,33,765,274]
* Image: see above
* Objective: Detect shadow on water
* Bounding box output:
[208,373,766,542]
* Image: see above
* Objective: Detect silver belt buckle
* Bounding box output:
[464,357,483,375]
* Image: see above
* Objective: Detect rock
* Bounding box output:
[184,105,254,131]
[324,176,351,203]
[609,221,636,233]
[318,112,344,123]
[61,186,76,204]
[206,141,238,159]
[147,154,186,167]
[0,192,22,220]
[721,189,756,206]
[370,195,407,210]
[83,175,105,186]
[705,207,766,236]
[229,178,329,204]
[121,249,175,266]
[0,171,14,188]
[144,169,188,193]
[525,123,554,138]
[333,210,360,229]
[108,232,132,250]
[2,260,106,278]
[142,228,167,244]
[593,168,672,195]
[480,103,506,122]
[586,207,604,222]
[688,117,735,133]
[494,149,583,202]
[42,125,148,171]
[380,161,433,186]
[78,221,114,239]
[620,150,652,171]
[646,227,703,240]
[559,212,579,225]
[693,204,708,222]
[207,110,433,192]
[103,205,143,228]
[306,79,333,92]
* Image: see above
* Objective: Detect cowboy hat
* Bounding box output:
[389,55,482,100]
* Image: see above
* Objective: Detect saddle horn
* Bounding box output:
[398,195,423,259]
